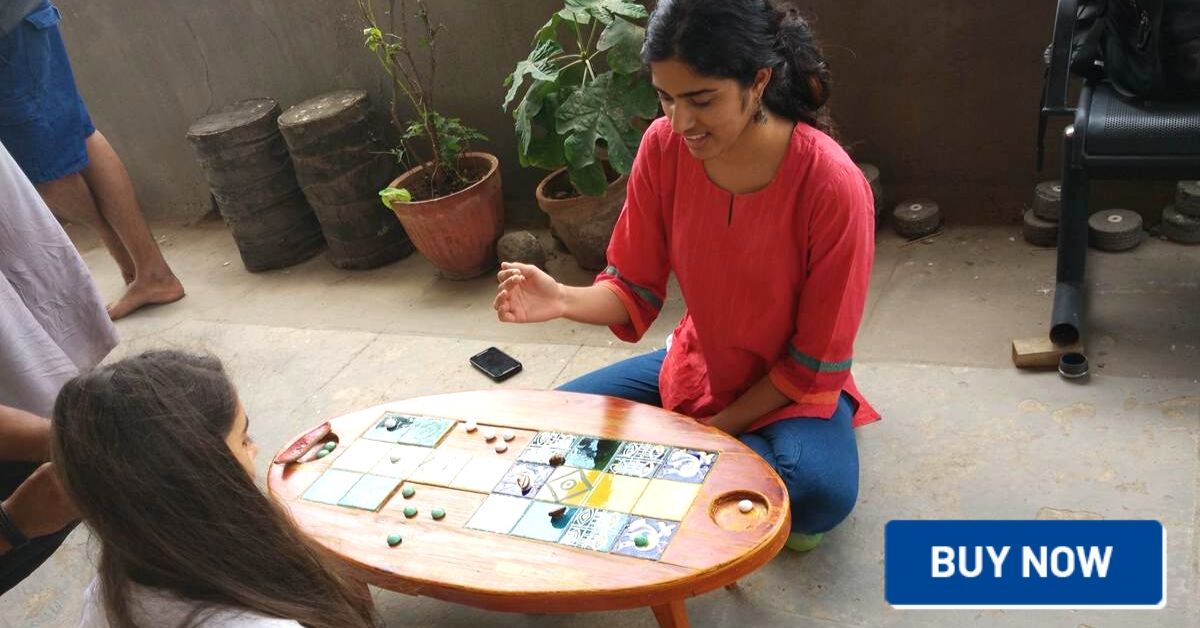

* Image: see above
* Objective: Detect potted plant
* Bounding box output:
[502,0,658,271]
[359,0,504,280]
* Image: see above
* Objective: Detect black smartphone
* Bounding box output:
[470,347,523,382]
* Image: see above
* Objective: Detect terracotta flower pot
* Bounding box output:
[535,167,627,271]
[385,152,505,280]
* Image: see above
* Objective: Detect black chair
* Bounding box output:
[1038,0,1200,348]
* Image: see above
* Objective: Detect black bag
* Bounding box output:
[1073,0,1200,98]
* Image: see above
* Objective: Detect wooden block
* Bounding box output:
[1011,337,1084,369]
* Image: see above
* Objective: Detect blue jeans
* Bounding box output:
[559,349,859,534]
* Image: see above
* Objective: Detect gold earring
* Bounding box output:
[755,100,768,124]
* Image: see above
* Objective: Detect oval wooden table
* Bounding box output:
[268,390,790,627]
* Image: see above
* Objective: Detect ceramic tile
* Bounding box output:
[369,444,430,479]
[465,494,532,534]
[564,436,622,471]
[582,473,650,512]
[301,469,363,505]
[534,467,598,505]
[449,456,513,493]
[407,449,471,486]
[607,441,669,478]
[397,417,456,447]
[337,474,401,511]
[517,431,578,464]
[493,462,555,498]
[558,508,629,552]
[611,516,679,560]
[631,479,701,521]
[655,448,718,483]
[509,501,577,543]
[329,439,394,473]
[360,411,417,443]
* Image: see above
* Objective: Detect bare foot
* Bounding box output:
[107,274,185,320]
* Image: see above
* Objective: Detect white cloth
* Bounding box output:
[0,140,117,416]
[79,578,303,628]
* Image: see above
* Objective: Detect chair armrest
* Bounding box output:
[1043,0,1079,115]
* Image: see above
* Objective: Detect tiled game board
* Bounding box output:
[300,415,719,561]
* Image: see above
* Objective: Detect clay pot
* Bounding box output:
[385,153,505,280]
[535,167,627,271]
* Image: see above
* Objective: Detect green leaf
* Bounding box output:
[534,14,561,44]
[379,187,412,208]
[567,161,609,197]
[556,71,658,184]
[564,0,648,25]
[558,6,590,25]
[596,18,644,74]
[502,38,564,109]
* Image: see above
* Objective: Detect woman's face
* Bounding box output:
[224,401,259,478]
[650,59,768,161]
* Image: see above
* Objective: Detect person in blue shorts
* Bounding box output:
[0,0,184,320]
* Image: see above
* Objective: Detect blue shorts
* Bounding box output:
[0,1,94,184]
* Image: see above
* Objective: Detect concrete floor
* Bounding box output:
[2,219,1197,627]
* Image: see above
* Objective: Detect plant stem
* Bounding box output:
[584,19,598,54]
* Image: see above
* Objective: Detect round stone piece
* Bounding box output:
[738,499,754,514]
[322,441,337,451]
[482,428,497,442]
[383,417,399,430]
[389,452,403,464]
[634,533,650,548]
[548,506,568,519]
[494,442,509,454]
[464,420,478,433]
[1088,209,1143,252]
[403,505,418,518]
[431,507,446,520]
[548,453,566,467]
[892,199,942,240]
[386,534,403,547]
[401,485,415,499]
[496,230,547,269]
[501,430,515,442]
[315,449,330,459]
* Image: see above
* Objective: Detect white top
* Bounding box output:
[79,578,302,628]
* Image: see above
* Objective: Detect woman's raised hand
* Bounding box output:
[493,262,565,323]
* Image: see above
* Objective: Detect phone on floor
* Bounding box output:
[470,347,523,382]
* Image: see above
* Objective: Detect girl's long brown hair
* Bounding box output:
[51,351,376,628]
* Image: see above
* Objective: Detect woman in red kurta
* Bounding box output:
[494,0,878,551]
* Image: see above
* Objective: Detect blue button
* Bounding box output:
[885,520,1165,608]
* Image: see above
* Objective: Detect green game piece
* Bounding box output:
[322,441,337,451]
[403,505,418,518]
[386,534,403,547]
[431,507,446,520]
[401,485,415,499]
[315,449,330,459]
[634,533,649,548]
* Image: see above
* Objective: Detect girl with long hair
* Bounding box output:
[52,351,376,628]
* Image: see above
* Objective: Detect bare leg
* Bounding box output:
[79,130,184,319]
[35,173,136,284]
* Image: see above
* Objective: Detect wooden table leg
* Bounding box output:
[651,599,689,628]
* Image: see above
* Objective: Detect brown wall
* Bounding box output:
[54,0,1171,227]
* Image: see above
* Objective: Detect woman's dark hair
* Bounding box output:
[642,0,835,134]
[51,351,375,628]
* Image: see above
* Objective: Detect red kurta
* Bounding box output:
[596,117,880,432]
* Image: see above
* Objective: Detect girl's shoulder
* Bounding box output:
[79,578,304,628]
[788,123,863,189]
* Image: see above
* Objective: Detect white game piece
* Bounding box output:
[482,428,497,442]
[464,420,478,433]
[389,452,403,464]
[501,430,515,442]
[737,499,754,513]
[494,442,508,454]
[383,417,399,430]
